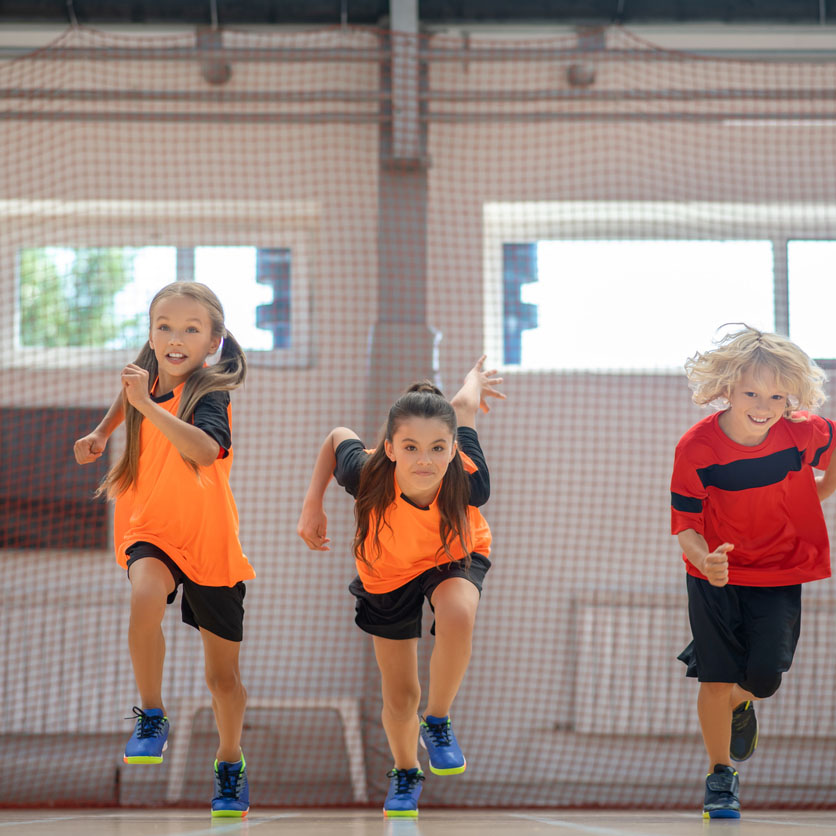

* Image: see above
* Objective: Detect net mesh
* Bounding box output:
[1,24,835,810]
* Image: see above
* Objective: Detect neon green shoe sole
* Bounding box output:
[123,754,164,764]
[212,809,248,818]
[428,761,466,776]
[384,809,419,818]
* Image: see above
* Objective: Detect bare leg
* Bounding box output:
[424,578,479,719]
[373,636,421,770]
[698,681,758,770]
[730,683,758,710]
[201,628,247,764]
[127,559,176,711]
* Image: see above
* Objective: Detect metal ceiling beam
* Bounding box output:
[2,43,836,63]
[4,88,835,104]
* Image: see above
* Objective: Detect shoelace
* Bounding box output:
[424,719,452,747]
[387,769,424,797]
[216,763,244,799]
[126,706,166,739]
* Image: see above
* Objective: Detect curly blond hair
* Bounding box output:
[685,325,827,416]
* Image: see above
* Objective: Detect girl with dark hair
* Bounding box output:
[298,356,504,818]
[73,282,252,818]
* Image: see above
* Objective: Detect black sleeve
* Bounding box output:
[458,426,490,507]
[334,438,369,498]
[191,390,231,459]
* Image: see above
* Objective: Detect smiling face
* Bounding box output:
[148,295,220,393]
[384,416,457,506]
[719,364,790,446]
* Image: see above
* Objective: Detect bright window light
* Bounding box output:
[787,240,836,360]
[517,240,774,371]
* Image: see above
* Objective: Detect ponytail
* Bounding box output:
[96,342,158,499]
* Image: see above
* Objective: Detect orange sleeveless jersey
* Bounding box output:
[357,451,492,594]
[113,384,255,587]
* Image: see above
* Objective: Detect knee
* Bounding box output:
[434,602,477,638]
[129,586,167,623]
[742,667,783,699]
[382,684,421,719]
[205,668,243,699]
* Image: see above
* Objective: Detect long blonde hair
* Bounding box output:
[686,324,826,416]
[98,282,247,498]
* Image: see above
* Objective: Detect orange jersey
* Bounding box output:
[334,427,492,594]
[113,385,254,587]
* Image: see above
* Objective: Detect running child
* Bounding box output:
[670,325,835,819]
[73,282,253,818]
[297,357,504,818]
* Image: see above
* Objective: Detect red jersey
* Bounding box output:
[670,410,834,587]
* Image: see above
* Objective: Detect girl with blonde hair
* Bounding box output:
[74,282,252,817]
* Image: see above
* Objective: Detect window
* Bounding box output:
[19,246,289,353]
[1,200,317,368]
[503,240,774,371]
[787,240,836,363]
[485,202,836,372]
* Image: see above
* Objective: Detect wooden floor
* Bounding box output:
[0,809,833,836]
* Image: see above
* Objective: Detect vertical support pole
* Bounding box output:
[365,0,437,443]
[176,248,195,282]
[773,238,789,336]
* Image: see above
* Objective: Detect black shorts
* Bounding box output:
[126,542,246,643]
[349,554,491,640]
[678,574,801,698]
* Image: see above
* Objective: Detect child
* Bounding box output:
[297,356,504,818]
[670,326,835,819]
[73,282,253,818]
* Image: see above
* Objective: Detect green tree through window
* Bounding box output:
[19,248,144,348]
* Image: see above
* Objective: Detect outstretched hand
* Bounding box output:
[463,355,506,414]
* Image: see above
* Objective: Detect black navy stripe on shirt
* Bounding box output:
[696,447,802,492]
[810,420,834,468]
[671,492,703,514]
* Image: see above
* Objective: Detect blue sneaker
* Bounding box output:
[383,767,424,818]
[123,706,169,764]
[703,764,741,819]
[419,715,466,775]
[730,701,758,762]
[212,756,249,818]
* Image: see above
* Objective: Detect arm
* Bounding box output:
[297,427,360,551]
[677,528,733,587]
[457,427,490,506]
[73,391,124,464]
[806,415,836,500]
[449,355,505,429]
[121,364,220,467]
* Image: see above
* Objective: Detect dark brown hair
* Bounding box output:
[353,382,473,572]
[98,282,247,498]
